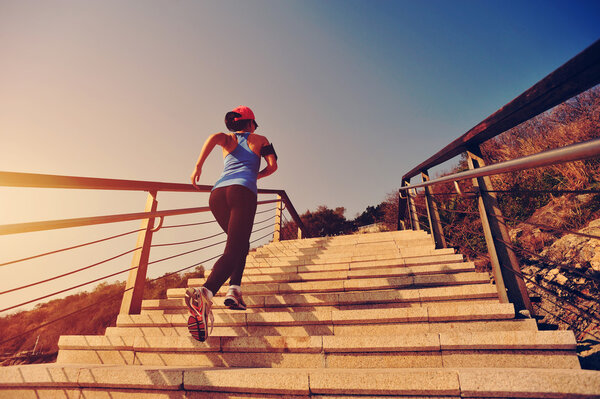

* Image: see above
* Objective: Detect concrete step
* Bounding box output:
[244,258,474,277]
[104,318,539,339]
[143,299,500,317]
[189,263,476,286]
[4,364,599,398]
[251,243,434,261]
[245,254,466,271]
[252,244,452,259]
[144,284,499,314]
[116,303,516,330]
[59,330,578,353]
[248,245,451,263]
[244,259,470,279]
[56,330,579,368]
[257,231,431,250]
[169,272,490,298]
[251,243,437,260]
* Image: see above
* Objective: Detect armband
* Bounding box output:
[261,143,278,161]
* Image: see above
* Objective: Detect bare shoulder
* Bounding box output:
[250,133,270,146]
[211,132,231,143]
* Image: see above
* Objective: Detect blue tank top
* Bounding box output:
[212,132,260,194]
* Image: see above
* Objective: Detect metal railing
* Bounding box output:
[0,171,307,317]
[398,39,600,325]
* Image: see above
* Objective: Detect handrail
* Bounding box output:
[403,39,600,180]
[399,40,600,319]
[0,199,280,236]
[0,170,283,195]
[399,138,600,191]
[1,170,308,316]
[0,171,307,237]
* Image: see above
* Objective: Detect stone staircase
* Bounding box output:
[2,230,600,398]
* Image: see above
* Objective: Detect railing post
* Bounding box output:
[398,180,409,230]
[407,185,420,231]
[120,191,158,315]
[466,146,532,315]
[273,194,283,242]
[277,191,307,239]
[421,170,446,248]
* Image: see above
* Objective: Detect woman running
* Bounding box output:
[186,105,278,341]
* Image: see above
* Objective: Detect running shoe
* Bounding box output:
[224,286,247,311]
[185,287,214,342]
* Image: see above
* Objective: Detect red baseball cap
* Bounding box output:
[232,105,258,127]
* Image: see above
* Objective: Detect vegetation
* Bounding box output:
[281,194,400,240]
[0,266,203,366]
[430,86,600,266]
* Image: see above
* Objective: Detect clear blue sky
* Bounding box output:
[1,0,599,311]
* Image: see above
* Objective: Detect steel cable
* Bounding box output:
[452,224,600,322]
[0,265,139,313]
[147,224,273,266]
[161,220,217,229]
[529,284,600,330]
[151,231,226,248]
[1,221,268,295]
[149,216,274,248]
[255,206,278,216]
[0,246,142,296]
[531,301,600,342]
[2,225,253,295]
[416,219,600,337]
[476,232,600,324]
[0,228,145,267]
[0,222,273,312]
[0,230,274,345]
[493,234,600,284]
[420,199,600,282]
[413,211,600,325]
[428,188,600,197]
[161,206,276,230]
[438,207,600,241]
[427,210,600,289]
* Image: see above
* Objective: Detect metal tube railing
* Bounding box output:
[1,171,308,315]
[402,39,600,180]
[399,138,600,192]
[0,171,307,236]
[398,40,600,319]
[0,199,280,236]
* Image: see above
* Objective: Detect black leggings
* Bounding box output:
[203,185,257,294]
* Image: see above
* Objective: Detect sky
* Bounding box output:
[0,0,599,313]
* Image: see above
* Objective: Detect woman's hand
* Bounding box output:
[191,167,202,189]
[190,133,228,189]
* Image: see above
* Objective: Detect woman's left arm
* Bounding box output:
[258,138,278,179]
[258,153,278,179]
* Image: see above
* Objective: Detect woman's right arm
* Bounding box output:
[191,133,229,189]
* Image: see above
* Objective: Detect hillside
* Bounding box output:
[0,266,203,366]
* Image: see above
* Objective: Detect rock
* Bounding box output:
[548,268,560,277]
[576,194,594,203]
[509,228,523,241]
[556,273,568,285]
[541,217,600,270]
